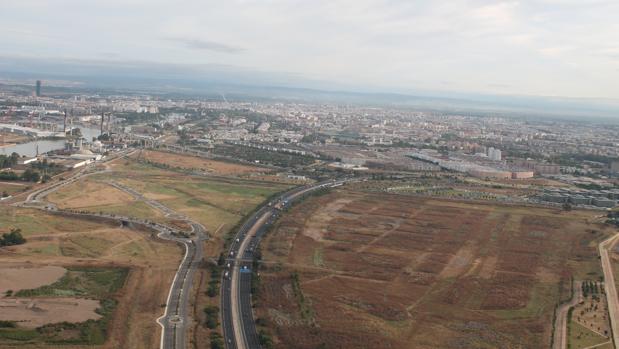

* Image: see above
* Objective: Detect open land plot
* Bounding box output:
[86,158,288,236]
[137,149,269,175]
[0,132,31,145]
[0,207,181,349]
[0,181,29,197]
[0,266,66,295]
[0,266,128,345]
[46,178,164,221]
[257,190,613,349]
[111,164,290,237]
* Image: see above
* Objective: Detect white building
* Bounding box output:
[487,147,502,161]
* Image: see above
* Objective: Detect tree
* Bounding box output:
[562,202,572,211]
[20,168,40,182]
[0,228,26,247]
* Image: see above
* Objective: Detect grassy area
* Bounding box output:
[86,201,161,220]
[60,235,117,258]
[15,267,128,298]
[0,207,104,237]
[0,267,128,345]
[568,321,610,349]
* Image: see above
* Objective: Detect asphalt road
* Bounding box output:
[552,280,582,349]
[599,233,619,348]
[221,179,348,349]
[14,150,207,349]
[106,181,207,349]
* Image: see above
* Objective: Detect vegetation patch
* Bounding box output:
[0,267,128,345]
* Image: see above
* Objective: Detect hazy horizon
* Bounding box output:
[2,1,619,101]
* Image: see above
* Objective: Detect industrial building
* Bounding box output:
[538,188,619,208]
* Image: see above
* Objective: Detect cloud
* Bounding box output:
[1,0,619,99]
[167,37,244,54]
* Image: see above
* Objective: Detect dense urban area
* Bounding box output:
[1,80,618,349]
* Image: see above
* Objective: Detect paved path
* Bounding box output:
[553,280,582,349]
[599,233,619,349]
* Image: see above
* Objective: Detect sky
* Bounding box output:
[1,0,619,99]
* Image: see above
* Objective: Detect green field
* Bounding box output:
[50,160,290,239]
[568,321,611,349]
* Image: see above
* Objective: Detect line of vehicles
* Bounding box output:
[221,178,352,349]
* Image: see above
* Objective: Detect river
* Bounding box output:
[0,126,100,157]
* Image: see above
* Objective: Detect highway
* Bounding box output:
[221,179,348,349]
[599,233,619,349]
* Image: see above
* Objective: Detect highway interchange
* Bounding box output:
[12,150,207,349]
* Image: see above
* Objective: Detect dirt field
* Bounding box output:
[138,149,268,175]
[0,181,29,197]
[257,190,612,349]
[0,207,181,349]
[48,180,136,209]
[0,266,66,294]
[0,297,101,328]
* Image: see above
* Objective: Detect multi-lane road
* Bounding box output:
[221,179,348,349]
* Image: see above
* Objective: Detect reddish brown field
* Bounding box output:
[257,191,611,349]
[138,149,268,175]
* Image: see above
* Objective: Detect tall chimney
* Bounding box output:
[63,109,67,135]
[100,111,105,136]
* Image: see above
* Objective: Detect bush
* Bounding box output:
[204,305,219,329]
[210,332,224,349]
[0,228,26,247]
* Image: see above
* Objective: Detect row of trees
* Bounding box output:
[0,168,43,182]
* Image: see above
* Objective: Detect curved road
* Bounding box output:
[552,280,582,349]
[13,150,206,349]
[221,179,349,349]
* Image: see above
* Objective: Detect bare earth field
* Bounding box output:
[0,265,66,294]
[0,206,180,349]
[257,190,612,349]
[138,149,269,175]
[0,181,29,197]
[0,297,101,328]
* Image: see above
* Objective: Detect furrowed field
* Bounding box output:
[256,190,612,349]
